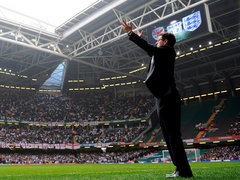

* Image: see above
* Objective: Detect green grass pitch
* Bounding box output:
[0,161,239,179]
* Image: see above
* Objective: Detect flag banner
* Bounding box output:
[0,118,146,127]
[194,135,240,142]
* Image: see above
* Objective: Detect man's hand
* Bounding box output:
[120,20,132,33]
[120,20,144,37]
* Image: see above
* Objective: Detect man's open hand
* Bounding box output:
[120,20,132,33]
[120,20,144,37]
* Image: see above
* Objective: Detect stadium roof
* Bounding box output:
[0,0,239,97]
[0,0,99,32]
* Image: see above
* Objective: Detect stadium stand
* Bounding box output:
[227,118,240,136]
[0,89,154,122]
[200,146,240,161]
[181,98,221,139]
[0,89,239,143]
[0,91,239,164]
[137,96,239,143]
[0,149,152,164]
[199,96,240,138]
[0,124,147,144]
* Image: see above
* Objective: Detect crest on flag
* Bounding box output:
[167,21,183,34]
[182,11,202,32]
[152,27,164,40]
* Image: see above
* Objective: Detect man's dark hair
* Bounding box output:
[161,32,176,47]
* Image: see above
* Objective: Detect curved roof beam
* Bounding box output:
[69,0,209,57]
[61,0,127,40]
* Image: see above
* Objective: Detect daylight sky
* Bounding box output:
[0,0,98,32]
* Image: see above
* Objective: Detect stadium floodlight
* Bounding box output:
[62,0,127,39]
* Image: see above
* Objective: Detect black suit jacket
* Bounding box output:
[129,33,177,98]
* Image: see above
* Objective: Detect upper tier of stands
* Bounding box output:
[0,89,154,122]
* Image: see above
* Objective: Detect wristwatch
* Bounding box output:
[128,31,133,36]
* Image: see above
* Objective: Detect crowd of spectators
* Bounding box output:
[200,146,240,161]
[0,89,154,122]
[0,153,76,164]
[0,124,147,144]
[0,89,149,145]
[97,126,146,143]
[0,125,73,144]
[200,120,240,161]
[0,149,150,164]
[1,145,239,164]
[76,150,149,163]
[1,89,239,164]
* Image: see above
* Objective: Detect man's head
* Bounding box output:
[155,32,176,48]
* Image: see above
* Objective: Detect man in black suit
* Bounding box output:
[120,20,193,178]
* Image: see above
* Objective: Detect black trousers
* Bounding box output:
[155,92,193,176]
